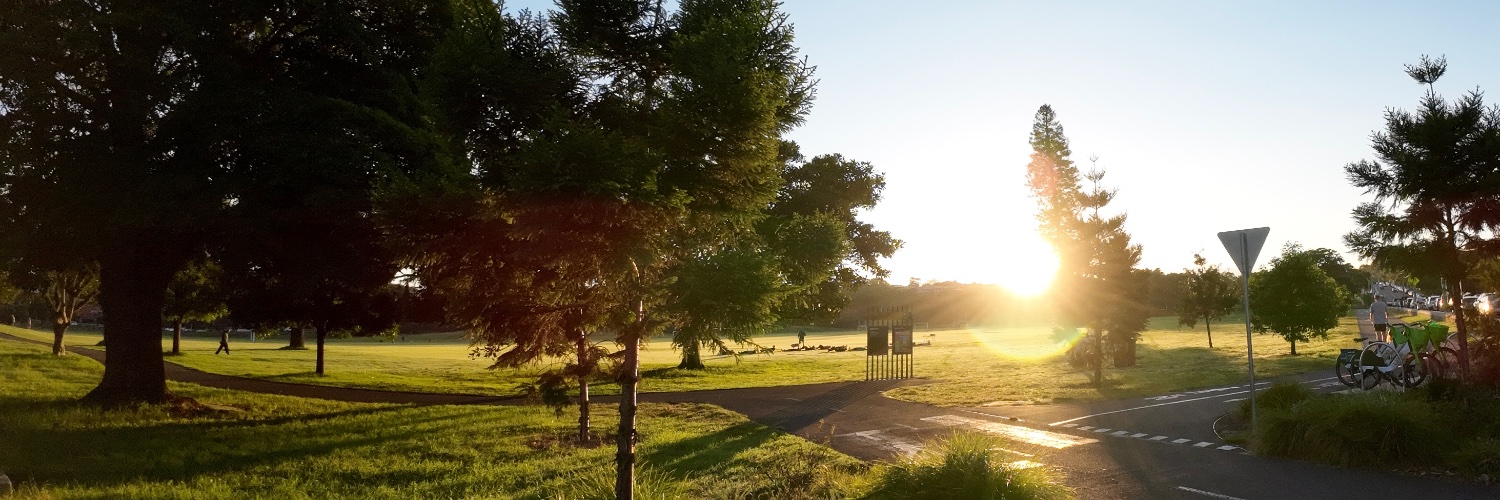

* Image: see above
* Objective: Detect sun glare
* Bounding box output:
[987,235,1059,297]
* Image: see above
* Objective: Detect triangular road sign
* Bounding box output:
[1218,227,1270,276]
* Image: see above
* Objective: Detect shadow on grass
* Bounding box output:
[0,401,493,488]
[645,421,777,473]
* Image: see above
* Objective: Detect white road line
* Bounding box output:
[922,415,1100,449]
[1061,423,1078,428]
[1078,426,1094,431]
[1130,433,1148,438]
[1093,428,1112,433]
[1171,438,1192,444]
[1222,398,1246,403]
[1176,486,1247,500]
[846,430,923,456]
[1217,445,1240,451]
[1049,377,1339,427]
[1193,442,1214,448]
[1150,435,1168,441]
[1111,430,1130,436]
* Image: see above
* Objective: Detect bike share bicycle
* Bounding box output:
[1336,319,1456,390]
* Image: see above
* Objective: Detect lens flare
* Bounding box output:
[963,325,1086,362]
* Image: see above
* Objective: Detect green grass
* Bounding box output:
[0,338,872,499]
[864,432,1072,499]
[2,314,1363,407]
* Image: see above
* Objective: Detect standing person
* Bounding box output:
[1370,296,1388,343]
[798,329,806,347]
[216,328,231,355]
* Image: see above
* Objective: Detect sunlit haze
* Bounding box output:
[502,0,1500,291]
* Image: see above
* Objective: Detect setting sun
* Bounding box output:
[982,234,1059,297]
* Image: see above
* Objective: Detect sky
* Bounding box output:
[501,0,1500,294]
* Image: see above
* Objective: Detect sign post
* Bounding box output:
[866,307,913,380]
[1219,227,1269,432]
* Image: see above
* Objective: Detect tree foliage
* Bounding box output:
[162,256,228,355]
[0,0,455,403]
[418,1,826,496]
[1250,245,1349,355]
[1179,253,1237,348]
[1343,55,1500,376]
[1026,107,1150,382]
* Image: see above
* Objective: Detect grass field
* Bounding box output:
[0,338,873,499]
[3,311,1394,407]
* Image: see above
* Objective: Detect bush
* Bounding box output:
[1237,382,1314,419]
[1450,438,1500,479]
[1253,392,1451,467]
[864,432,1072,500]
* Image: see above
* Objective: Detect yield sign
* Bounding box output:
[1217,227,1270,276]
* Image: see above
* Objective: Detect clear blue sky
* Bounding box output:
[502,0,1500,293]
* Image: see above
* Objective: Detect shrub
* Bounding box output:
[1450,438,1500,479]
[864,432,1072,500]
[1253,392,1451,467]
[1237,382,1314,419]
[559,466,689,500]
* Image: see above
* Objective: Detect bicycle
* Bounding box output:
[1351,320,1451,389]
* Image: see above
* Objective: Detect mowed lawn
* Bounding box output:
[3,311,1399,407]
[0,339,869,499]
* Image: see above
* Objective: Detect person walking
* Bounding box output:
[1370,296,1389,343]
[215,328,231,355]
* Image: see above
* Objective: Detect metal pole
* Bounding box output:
[1241,233,1257,431]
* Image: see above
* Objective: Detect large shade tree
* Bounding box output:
[0,0,455,404]
[1250,245,1349,355]
[1344,55,1500,376]
[422,1,818,497]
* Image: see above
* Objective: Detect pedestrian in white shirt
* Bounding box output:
[1370,296,1388,342]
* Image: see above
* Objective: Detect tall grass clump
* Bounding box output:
[1253,392,1451,467]
[1237,382,1314,419]
[864,432,1072,500]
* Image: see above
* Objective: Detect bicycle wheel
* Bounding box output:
[1432,347,1463,381]
[1335,352,1359,388]
[1401,353,1428,388]
[1359,342,1398,390]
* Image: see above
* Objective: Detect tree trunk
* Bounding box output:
[171,316,183,354]
[290,324,307,349]
[1092,328,1103,387]
[1205,317,1214,349]
[576,329,591,444]
[83,253,176,405]
[52,321,68,356]
[315,324,327,375]
[1112,336,1137,367]
[1450,281,1470,378]
[615,300,643,500]
[677,340,705,369]
[1289,339,1298,356]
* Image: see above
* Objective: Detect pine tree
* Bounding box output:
[1025,107,1150,384]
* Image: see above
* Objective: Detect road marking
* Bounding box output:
[1093,428,1112,433]
[1222,398,1246,403]
[1172,438,1192,444]
[1007,459,1043,470]
[1061,423,1078,428]
[923,415,1099,449]
[845,430,923,456]
[1193,442,1214,448]
[1176,486,1247,500]
[1078,426,1094,431]
[1150,435,1168,441]
[996,447,1035,457]
[1111,430,1130,436]
[1217,445,1240,451]
[1050,377,1338,427]
[1130,433,1148,438]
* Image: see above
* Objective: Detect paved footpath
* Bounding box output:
[6,328,1499,499]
